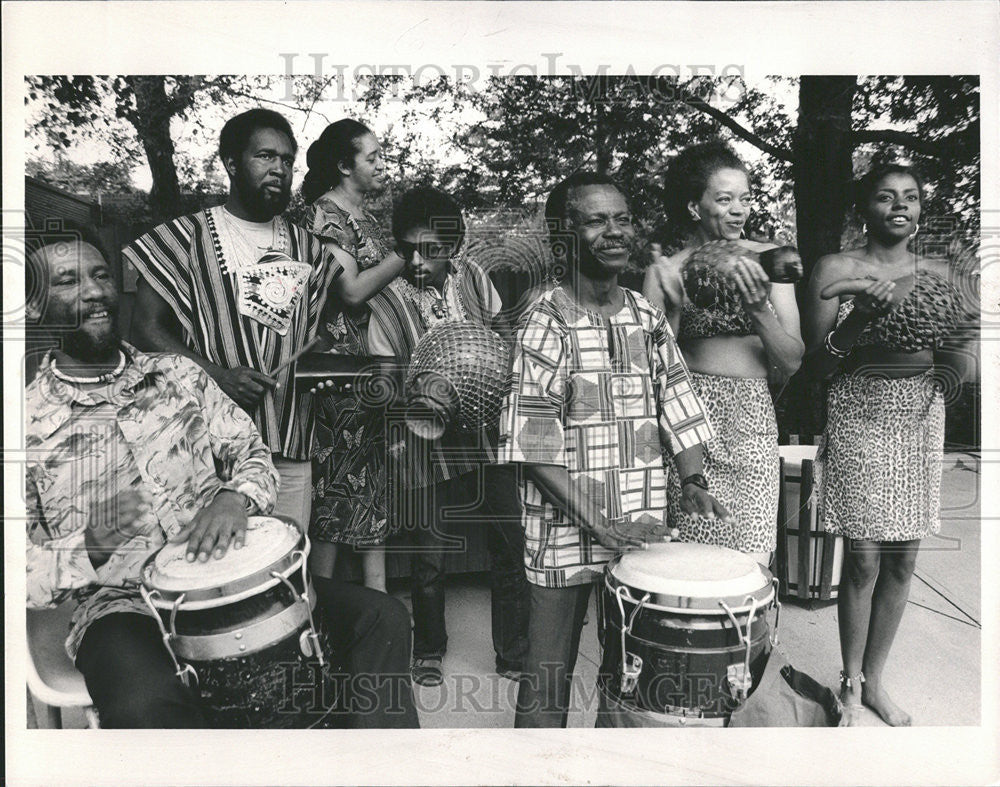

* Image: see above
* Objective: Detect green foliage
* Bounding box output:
[355,74,978,269]
[26,73,979,259]
[852,76,980,238]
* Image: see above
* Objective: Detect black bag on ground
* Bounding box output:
[727,645,842,727]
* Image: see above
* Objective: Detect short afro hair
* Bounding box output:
[544,171,627,247]
[219,108,297,163]
[662,140,748,230]
[854,162,924,214]
[391,186,466,250]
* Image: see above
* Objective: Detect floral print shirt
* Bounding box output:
[309,197,391,355]
[25,344,278,658]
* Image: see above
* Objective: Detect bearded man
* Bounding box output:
[124,108,334,526]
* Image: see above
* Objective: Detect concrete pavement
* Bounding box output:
[409,452,982,728]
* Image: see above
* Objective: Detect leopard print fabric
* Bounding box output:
[666,373,779,553]
[816,371,944,542]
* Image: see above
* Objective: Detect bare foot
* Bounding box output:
[862,683,912,726]
[838,683,866,727]
[838,703,866,726]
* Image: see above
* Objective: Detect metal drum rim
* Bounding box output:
[141,520,308,610]
[169,588,316,661]
[604,567,775,615]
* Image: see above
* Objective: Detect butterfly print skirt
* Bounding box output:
[310,388,392,546]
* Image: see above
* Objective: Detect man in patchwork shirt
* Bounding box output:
[498,171,730,728]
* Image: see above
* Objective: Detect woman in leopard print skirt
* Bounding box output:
[803,163,977,727]
[644,141,805,564]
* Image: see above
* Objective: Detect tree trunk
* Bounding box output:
[778,77,859,440]
[125,76,182,223]
[793,76,858,278]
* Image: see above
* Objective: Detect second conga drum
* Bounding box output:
[599,542,779,725]
[140,515,341,728]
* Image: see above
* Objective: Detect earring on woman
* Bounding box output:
[912,223,920,235]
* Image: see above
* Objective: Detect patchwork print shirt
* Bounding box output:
[498,286,713,587]
[25,344,278,658]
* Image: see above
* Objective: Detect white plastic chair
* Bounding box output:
[26,604,99,728]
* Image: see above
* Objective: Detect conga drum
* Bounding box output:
[775,445,844,601]
[140,515,340,728]
[598,543,779,727]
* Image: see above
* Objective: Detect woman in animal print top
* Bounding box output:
[643,140,804,565]
[803,162,978,727]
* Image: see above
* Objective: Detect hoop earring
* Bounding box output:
[689,210,700,223]
[862,223,868,236]
[912,223,920,235]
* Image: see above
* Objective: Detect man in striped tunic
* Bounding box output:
[124,109,334,528]
[497,171,730,727]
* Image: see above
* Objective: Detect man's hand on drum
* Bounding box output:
[171,490,248,562]
[588,515,647,551]
[587,513,681,551]
[680,484,733,524]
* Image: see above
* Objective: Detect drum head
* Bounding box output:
[609,543,771,610]
[145,516,302,598]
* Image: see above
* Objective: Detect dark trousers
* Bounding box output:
[407,464,529,667]
[76,579,419,729]
[76,613,206,728]
[515,582,594,728]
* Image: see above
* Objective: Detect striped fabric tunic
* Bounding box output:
[122,208,333,460]
[367,260,502,489]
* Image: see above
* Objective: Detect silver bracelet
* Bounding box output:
[824,330,851,358]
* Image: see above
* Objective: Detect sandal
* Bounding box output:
[839,671,867,709]
[412,657,444,687]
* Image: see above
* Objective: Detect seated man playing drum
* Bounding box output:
[497,172,730,728]
[23,227,418,729]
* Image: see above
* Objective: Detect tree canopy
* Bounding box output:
[26,73,980,264]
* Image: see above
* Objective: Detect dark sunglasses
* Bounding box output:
[397,238,455,262]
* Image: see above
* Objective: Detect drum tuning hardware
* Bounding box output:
[299,629,324,664]
[273,563,326,667]
[621,653,643,696]
[719,595,759,703]
[727,662,750,700]
[769,578,782,646]
[139,585,198,688]
[614,586,650,697]
[176,662,199,689]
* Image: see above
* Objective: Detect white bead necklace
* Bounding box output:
[50,350,127,384]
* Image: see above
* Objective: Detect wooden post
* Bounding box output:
[796,460,815,601]
[775,457,789,596]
